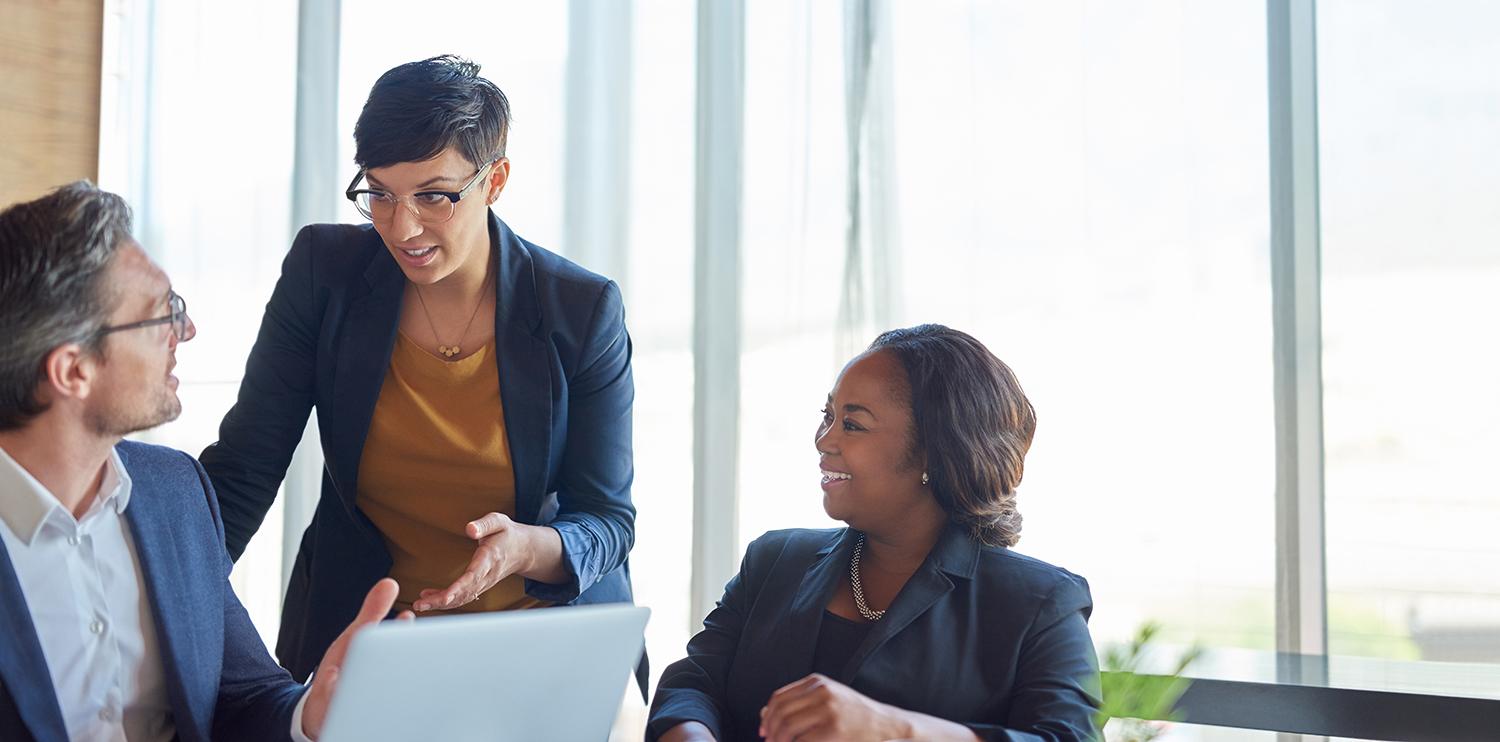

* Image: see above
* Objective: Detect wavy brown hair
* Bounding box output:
[869,324,1037,546]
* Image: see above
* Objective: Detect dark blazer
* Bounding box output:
[199,212,639,685]
[0,441,305,742]
[648,526,1100,742]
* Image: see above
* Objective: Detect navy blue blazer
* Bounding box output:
[199,213,639,684]
[648,526,1101,742]
[0,441,305,742]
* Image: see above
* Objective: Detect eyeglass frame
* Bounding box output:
[94,290,190,341]
[344,157,500,224]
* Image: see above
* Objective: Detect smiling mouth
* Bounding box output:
[820,470,851,484]
[401,246,437,257]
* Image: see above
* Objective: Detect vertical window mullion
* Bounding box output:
[563,0,633,285]
[691,0,745,631]
[1267,0,1328,666]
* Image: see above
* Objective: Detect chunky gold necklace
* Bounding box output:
[849,533,885,621]
[412,270,491,359]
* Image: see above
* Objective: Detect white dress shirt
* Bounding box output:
[0,445,173,742]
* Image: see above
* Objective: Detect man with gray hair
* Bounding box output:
[0,182,404,741]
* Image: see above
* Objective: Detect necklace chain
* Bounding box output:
[412,269,491,359]
[849,533,885,622]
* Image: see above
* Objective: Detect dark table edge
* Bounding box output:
[1108,672,1500,741]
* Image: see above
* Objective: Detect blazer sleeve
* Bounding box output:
[200,226,322,560]
[646,538,765,741]
[185,454,306,742]
[972,575,1101,742]
[525,279,637,603]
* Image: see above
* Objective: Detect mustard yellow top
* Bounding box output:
[356,332,547,615]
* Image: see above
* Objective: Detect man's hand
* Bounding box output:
[299,578,414,739]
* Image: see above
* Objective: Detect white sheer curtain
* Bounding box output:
[738,2,1280,665]
[99,0,302,647]
[90,5,1285,740]
[880,0,1276,656]
[837,0,900,361]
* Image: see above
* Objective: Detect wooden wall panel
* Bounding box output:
[0,0,103,208]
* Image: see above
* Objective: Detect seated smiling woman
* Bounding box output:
[648,324,1100,742]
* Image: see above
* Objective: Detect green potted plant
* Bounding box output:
[1095,622,1203,742]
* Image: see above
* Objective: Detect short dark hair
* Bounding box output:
[354,55,511,170]
[869,324,1037,547]
[0,181,133,430]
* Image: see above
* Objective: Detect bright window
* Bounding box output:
[739,1,1277,654]
[1319,0,1500,663]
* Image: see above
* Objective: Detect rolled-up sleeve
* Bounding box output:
[524,279,636,603]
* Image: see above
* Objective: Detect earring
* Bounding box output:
[921,472,929,486]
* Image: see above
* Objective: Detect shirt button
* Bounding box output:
[89,619,105,635]
[99,708,115,722]
[67,535,80,546]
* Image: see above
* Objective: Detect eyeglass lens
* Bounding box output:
[354,193,454,224]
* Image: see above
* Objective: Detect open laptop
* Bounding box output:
[320,604,650,742]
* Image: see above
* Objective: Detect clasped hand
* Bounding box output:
[758,673,911,742]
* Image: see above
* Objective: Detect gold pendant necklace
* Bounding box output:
[413,270,491,359]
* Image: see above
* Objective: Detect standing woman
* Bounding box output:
[201,56,639,686]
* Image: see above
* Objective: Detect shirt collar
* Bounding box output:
[101,447,133,515]
[0,444,133,545]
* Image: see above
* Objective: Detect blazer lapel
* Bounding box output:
[774,530,854,680]
[326,242,404,520]
[844,524,977,681]
[490,215,553,523]
[121,453,208,741]
[0,541,68,741]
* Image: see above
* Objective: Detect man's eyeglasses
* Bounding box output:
[95,291,191,341]
[344,158,498,225]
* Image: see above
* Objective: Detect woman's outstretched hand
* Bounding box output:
[414,512,568,611]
